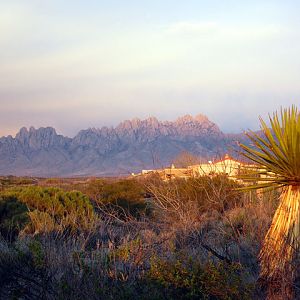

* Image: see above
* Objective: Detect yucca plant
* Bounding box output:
[238,105,300,298]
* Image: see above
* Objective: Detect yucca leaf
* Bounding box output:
[238,106,300,292]
[238,105,300,189]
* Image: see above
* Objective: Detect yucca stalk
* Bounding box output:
[238,106,300,296]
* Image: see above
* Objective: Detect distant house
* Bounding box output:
[160,164,193,181]
[141,169,155,175]
[139,154,254,182]
[188,154,243,178]
[140,164,193,181]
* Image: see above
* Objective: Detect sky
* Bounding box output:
[0,0,299,137]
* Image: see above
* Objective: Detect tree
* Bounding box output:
[239,106,300,299]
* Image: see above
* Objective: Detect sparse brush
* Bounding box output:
[238,105,300,298]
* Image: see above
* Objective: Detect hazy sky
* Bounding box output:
[0,0,299,137]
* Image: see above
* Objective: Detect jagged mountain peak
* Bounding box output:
[15,127,29,141]
[14,126,68,150]
[71,115,216,138]
[0,113,245,176]
[195,113,209,122]
[116,118,142,130]
[16,126,57,138]
[115,114,216,132]
[175,114,210,124]
[175,114,194,123]
[146,116,159,122]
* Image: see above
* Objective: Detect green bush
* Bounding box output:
[1,187,96,234]
[96,179,148,218]
[0,195,29,240]
[148,254,253,299]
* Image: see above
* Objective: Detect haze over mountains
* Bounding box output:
[0,114,248,177]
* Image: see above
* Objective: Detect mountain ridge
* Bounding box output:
[0,114,246,177]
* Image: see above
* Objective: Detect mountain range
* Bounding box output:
[0,114,249,177]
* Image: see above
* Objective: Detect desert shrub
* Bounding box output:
[149,175,242,215]
[0,174,282,299]
[43,178,63,185]
[224,189,279,240]
[1,187,97,234]
[147,175,243,232]
[0,195,29,240]
[0,176,36,192]
[148,254,253,299]
[79,178,106,201]
[180,175,242,213]
[0,238,55,299]
[96,179,148,219]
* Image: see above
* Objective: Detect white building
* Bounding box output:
[188,154,244,178]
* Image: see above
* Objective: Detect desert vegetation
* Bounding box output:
[0,173,285,299]
[0,106,299,299]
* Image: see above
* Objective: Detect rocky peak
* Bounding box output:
[73,127,119,147]
[194,114,209,122]
[175,114,194,124]
[172,114,222,137]
[33,127,57,137]
[16,127,29,142]
[113,114,223,140]
[175,114,209,125]
[115,117,165,142]
[145,116,159,127]
[15,126,68,149]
